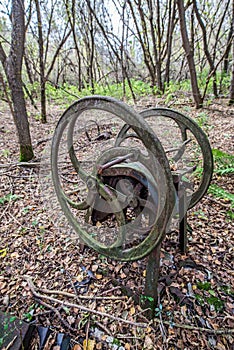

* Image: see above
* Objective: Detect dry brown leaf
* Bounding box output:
[91,264,99,272]
[143,335,154,349]
[216,342,227,350]
[72,345,82,350]
[83,339,95,350]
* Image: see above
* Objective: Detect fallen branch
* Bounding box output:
[4,336,17,350]
[24,276,147,328]
[0,162,42,168]
[205,195,231,209]
[24,276,234,335]
[35,298,75,332]
[33,137,52,148]
[98,286,122,296]
[29,283,127,301]
[95,321,113,336]
[64,269,81,299]
[152,319,234,335]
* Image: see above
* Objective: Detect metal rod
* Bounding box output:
[97,153,133,174]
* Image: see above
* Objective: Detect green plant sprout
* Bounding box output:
[0,194,20,205]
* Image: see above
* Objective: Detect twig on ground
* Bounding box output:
[157,295,167,341]
[63,269,80,300]
[205,195,231,209]
[24,276,147,328]
[24,276,234,335]
[28,284,126,300]
[0,162,42,168]
[0,196,12,222]
[99,286,122,296]
[4,335,17,350]
[152,318,234,335]
[3,173,38,179]
[33,137,52,148]
[8,212,24,228]
[85,317,91,346]
[0,176,14,222]
[34,298,76,332]
[223,315,234,322]
[94,321,113,336]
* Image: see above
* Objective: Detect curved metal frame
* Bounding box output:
[116,107,213,209]
[51,96,175,261]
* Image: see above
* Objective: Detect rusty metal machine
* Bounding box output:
[50,96,213,303]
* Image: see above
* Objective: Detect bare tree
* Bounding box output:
[64,0,82,90]
[176,0,203,108]
[0,0,34,161]
[121,0,178,92]
[229,40,234,104]
[28,0,71,122]
[125,0,159,91]
[229,0,234,105]
[34,0,46,122]
[164,0,177,85]
[192,0,218,97]
[85,0,136,99]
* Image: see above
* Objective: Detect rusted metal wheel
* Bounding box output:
[51,97,175,261]
[116,107,213,209]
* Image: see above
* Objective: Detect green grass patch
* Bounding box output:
[34,79,157,107]
[208,184,234,207]
[0,194,20,205]
[212,149,234,175]
[197,281,211,291]
[206,296,225,312]
[164,70,231,98]
[195,281,225,312]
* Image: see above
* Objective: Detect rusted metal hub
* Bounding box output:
[90,161,159,228]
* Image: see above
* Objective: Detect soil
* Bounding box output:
[0,95,233,349]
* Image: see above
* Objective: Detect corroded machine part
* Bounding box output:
[50,98,214,316]
[51,96,175,261]
[116,107,213,210]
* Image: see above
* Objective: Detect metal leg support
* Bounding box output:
[144,242,162,319]
[179,185,188,254]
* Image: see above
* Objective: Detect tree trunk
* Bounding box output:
[65,0,82,91]
[126,0,156,91]
[86,0,136,100]
[155,0,163,91]
[192,0,218,97]
[24,51,34,85]
[229,32,234,105]
[164,0,176,86]
[35,0,47,123]
[0,0,34,161]
[9,69,34,160]
[229,1,234,105]
[88,5,95,94]
[176,0,203,108]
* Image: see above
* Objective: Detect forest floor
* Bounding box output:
[0,94,233,350]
